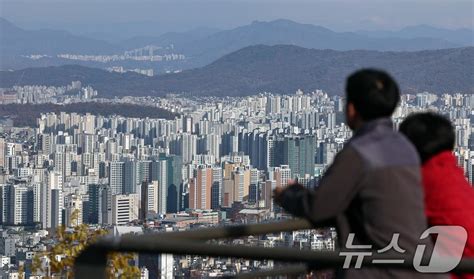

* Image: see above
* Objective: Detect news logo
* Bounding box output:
[339,225,468,273]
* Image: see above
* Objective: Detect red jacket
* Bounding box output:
[422,151,474,278]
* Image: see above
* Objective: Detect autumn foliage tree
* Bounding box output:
[32,210,140,278]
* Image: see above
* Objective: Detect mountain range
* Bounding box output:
[356,25,474,46]
[0,18,120,56]
[128,19,469,68]
[1,18,472,71]
[1,45,472,96]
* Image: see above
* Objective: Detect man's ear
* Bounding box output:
[347,102,357,120]
[346,102,361,130]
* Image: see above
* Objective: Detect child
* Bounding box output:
[400,112,474,278]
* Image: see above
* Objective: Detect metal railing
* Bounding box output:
[74,219,474,278]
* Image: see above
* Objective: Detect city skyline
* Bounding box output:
[1,89,473,277]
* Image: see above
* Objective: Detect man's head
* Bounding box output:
[399,112,455,163]
[345,69,400,130]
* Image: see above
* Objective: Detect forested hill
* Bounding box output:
[1,45,473,96]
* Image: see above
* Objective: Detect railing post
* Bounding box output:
[75,245,108,279]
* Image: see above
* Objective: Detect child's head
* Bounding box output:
[399,112,455,163]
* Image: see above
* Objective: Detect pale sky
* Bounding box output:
[1,0,473,37]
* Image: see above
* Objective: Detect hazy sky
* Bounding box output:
[1,0,473,37]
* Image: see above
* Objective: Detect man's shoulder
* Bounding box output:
[347,129,420,168]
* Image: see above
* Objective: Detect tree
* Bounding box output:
[32,210,140,278]
[18,264,25,279]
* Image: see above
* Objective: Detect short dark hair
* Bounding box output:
[399,112,455,163]
[346,69,400,120]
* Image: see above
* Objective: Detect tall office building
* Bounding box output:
[164,155,183,213]
[112,193,139,226]
[86,184,110,225]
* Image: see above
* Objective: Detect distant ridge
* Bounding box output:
[1,45,473,96]
[159,19,462,68]
[357,25,474,46]
[0,18,120,56]
[1,18,467,72]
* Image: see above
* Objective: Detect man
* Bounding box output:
[274,69,441,278]
[400,112,474,279]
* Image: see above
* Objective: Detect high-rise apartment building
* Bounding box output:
[109,161,125,195]
[151,160,167,214]
[64,194,83,227]
[41,171,63,229]
[282,135,315,178]
[0,137,5,170]
[140,181,159,220]
[189,165,213,210]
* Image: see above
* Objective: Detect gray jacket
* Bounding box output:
[279,118,446,278]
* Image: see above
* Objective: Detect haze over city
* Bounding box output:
[1,0,473,39]
[0,0,473,278]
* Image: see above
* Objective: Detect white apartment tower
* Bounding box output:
[112,193,139,226]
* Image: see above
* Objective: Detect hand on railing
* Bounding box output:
[274,179,306,215]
